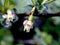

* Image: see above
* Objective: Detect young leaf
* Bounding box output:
[8,0,15,9]
[0,0,15,13]
[37,0,43,9]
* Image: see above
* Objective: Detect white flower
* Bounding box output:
[2,10,18,28]
[23,20,33,32]
[2,10,16,21]
[2,9,18,22]
[7,10,15,22]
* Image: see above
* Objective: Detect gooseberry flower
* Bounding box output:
[23,6,35,32]
[2,9,18,28]
[23,20,33,32]
[2,10,18,22]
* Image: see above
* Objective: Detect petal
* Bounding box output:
[5,22,12,28]
[2,14,7,18]
[27,21,33,26]
[24,25,30,32]
[23,20,28,25]
[6,20,10,25]
[26,29,30,32]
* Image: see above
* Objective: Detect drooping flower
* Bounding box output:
[23,6,35,32]
[23,20,33,32]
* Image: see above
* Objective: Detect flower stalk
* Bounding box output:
[28,6,36,21]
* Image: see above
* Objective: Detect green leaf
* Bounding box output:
[0,29,4,36]
[37,0,43,5]
[41,0,55,5]
[0,0,15,13]
[47,0,55,4]
[8,0,15,9]
[37,0,55,10]
[0,0,3,12]
[37,0,43,9]
[4,0,15,9]
[0,0,3,7]
[45,35,52,44]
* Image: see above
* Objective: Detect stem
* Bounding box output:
[31,0,37,6]
[41,0,55,5]
[41,0,47,5]
[28,6,36,21]
[47,0,55,4]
